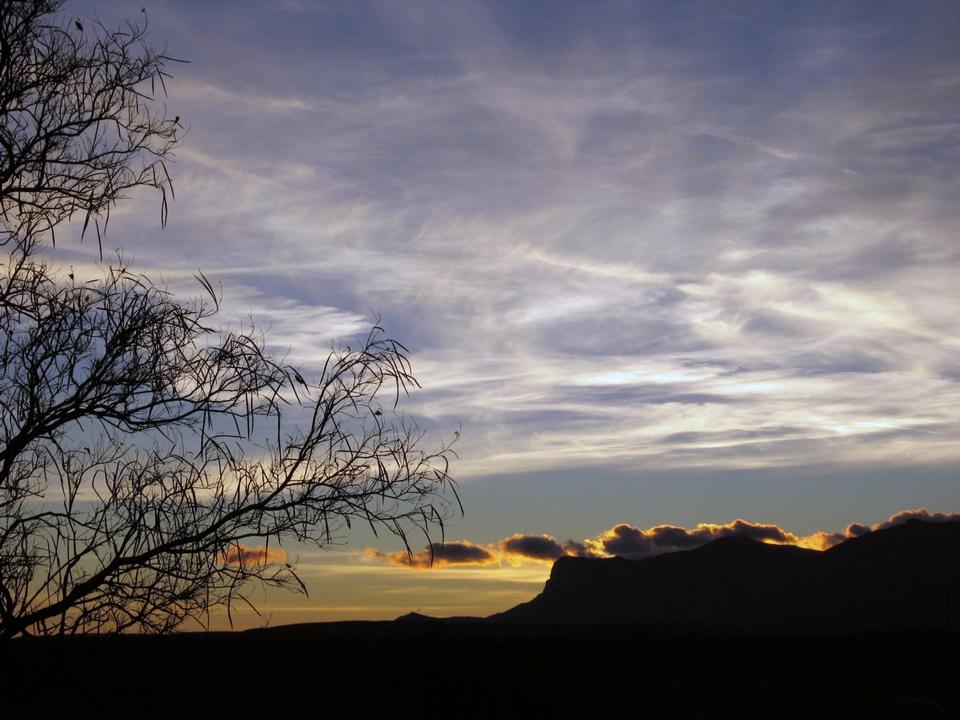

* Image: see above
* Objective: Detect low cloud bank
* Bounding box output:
[365,507,960,570]
[589,519,814,560]
[848,508,960,537]
[499,534,591,562]
[369,541,497,568]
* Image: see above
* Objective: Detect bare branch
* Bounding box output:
[0,0,182,251]
[0,2,459,639]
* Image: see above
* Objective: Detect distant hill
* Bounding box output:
[492,519,960,632]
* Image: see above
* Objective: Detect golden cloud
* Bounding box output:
[364,507,960,570]
[223,544,287,566]
[384,541,497,569]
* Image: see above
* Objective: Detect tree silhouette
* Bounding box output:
[0,0,179,250]
[0,1,458,638]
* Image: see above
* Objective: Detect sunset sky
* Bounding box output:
[61,0,960,626]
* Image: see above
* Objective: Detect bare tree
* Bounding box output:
[0,0,179,249]
[0,1,458,639]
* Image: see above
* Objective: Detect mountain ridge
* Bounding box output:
[491,518,960,631]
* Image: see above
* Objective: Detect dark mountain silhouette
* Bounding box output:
[15,520,952,716]
[393,611,483,624]
[492,519,960,631]
[393,611,438,623]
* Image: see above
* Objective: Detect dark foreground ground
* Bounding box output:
[3,623,959,718]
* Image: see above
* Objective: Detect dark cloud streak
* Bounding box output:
[386,541,496,568]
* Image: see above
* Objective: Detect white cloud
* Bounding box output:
[57,0,960,487]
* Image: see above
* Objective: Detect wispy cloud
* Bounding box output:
[67,1,960,520]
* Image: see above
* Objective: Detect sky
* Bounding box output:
[59,0,960,625]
